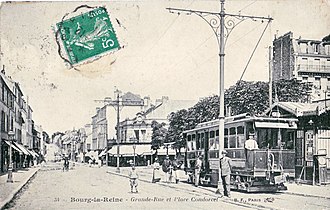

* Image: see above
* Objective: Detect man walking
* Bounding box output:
[217,150,232,197]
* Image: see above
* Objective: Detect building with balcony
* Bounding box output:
[273,32,330,101]
[91,91,149,153]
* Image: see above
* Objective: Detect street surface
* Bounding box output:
[3,162,330,210]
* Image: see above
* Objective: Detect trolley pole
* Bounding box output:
[95,88,144,173]
[115,90,120,172]
[167,0,272,195]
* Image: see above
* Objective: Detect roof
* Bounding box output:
[264,101,330,117]
[146,99,197,119]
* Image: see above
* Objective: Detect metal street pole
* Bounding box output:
[95,88,145,172]
[133,142,136,166]
[217,0,225,195]
[116,90,120,172]
[7,131,15,183]
[167,0,272,195]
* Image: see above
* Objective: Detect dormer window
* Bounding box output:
[314,44,320,54]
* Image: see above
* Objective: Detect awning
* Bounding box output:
[107,144,153,156]
[29,150,39,157]
[98,148,108,157]
[3,140,21,153]
[14,143,31,156]
[255,122,297,129]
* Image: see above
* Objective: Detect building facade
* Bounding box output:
[264,101,330,184]
[91,91,148,152]
[273,32,330,101]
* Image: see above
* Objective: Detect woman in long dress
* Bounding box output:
[152,158,161,183]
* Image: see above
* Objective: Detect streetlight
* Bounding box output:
[7,130,15,183]
[133,141,136,166]
[167,0,272,195]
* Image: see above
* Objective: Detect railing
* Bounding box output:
[297,64,330,72]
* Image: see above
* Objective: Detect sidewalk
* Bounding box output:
[0,167,39,209]
[106,166,330,199]
[284,182,330,199]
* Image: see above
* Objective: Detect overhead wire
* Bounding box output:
[138,0,197,92]
[238,0,257,13]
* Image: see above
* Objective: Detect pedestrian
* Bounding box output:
[216,150,232,198]
[172,157,181,184]
[92,158,96,167]
[162,156,172,183]
[195,155,203,187]
[128,165,139,193]
[152,158,161,183]
[63,156,69,172]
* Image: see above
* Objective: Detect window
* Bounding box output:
[314,44,320,54]
[1,111,5,132]
[224,137,228,148]
[141,130,146,141]
[196,133,200,149]
[229,136,236,148]
[299,43,307,53]
[210,131,215,138]
[237,126,244,134]
[229,127,236,135]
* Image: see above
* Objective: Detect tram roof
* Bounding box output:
[183,114,298,133]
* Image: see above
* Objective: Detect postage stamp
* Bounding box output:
[56,6,120,66]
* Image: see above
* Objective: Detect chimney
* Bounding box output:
[162,96,169,103]
[1,65,5,74]
[143,96,150,109]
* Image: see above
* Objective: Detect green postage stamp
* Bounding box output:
[56,7,120,65]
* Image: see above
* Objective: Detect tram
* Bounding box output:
[183,113,298,192]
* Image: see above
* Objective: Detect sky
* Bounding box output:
[0,0,329,134]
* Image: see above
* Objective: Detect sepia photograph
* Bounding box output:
[0,0,329,209]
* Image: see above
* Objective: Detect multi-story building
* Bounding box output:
[0,73,15,173]
[119,96,197,144]
[105,97,197,166]
[91,91,148,152]
[273,32,330,101]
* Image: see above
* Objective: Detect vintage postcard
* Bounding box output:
[0,1,329,210]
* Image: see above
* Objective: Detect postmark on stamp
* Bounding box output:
[56,6,120,67]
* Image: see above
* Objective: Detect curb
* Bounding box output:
[282,191,330,200]
[0,168,39,210]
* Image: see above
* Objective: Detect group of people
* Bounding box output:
[128,155,182,193]
[88,158,102,167]
[152,156,182,184]
[128,132,259,196]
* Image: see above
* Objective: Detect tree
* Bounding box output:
[167,79,312,150]
[151,120,168,152]
[322,34,330,42]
